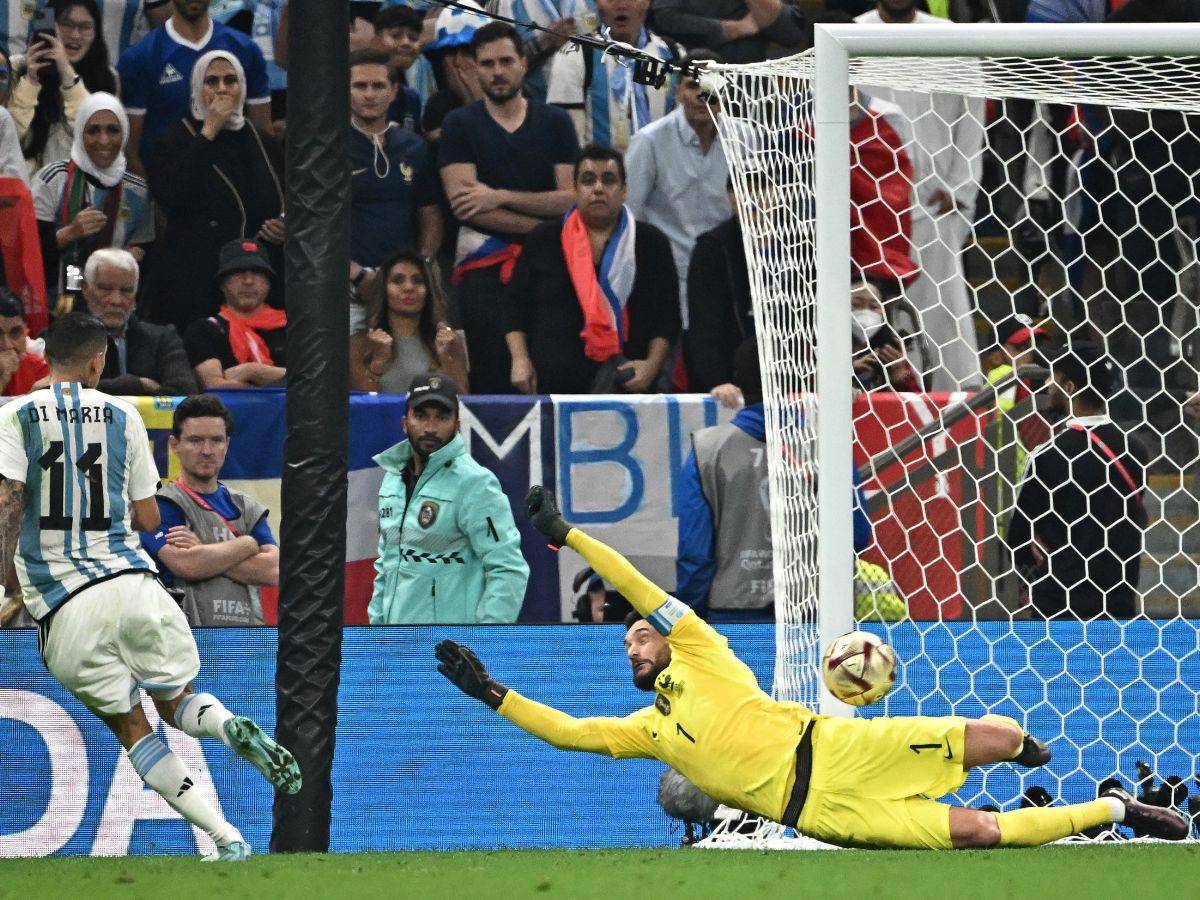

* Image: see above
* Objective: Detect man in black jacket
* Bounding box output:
[503,144,681,394]
[81,248,198,397]
[1007,342,1147,619]
[684,176,752,397]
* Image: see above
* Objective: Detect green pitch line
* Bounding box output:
[0,845,1195,900]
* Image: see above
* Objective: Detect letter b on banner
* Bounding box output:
[557,401,643,523]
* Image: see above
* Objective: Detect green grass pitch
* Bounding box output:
[1,845,1196,900]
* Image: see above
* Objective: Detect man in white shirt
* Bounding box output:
[625,50,730,331]
[856,0,986,391]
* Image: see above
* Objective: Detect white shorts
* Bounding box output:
[41,572,201,716]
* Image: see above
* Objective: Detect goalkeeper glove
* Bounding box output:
[525,485,571,548]
[435,639,508,710]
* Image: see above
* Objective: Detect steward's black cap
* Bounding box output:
[406,372,460,413]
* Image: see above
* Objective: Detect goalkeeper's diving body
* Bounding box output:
[435,486,1188,850]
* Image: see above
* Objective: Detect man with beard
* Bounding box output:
[439,21,579,394]
[433,485,1189,848]
[368,373,528,624]
[1007,342,1148,619]
[503,144,679,394]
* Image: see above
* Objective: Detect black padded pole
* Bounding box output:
[271,0,349,853]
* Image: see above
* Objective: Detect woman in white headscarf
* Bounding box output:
[142,49,284,333]
[31,91,154,301]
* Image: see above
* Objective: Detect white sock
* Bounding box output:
[128,734,243,847]
[1101,796,1125,822]
[174,692,235,748]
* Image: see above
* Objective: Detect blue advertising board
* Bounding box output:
[2,622,1197,856]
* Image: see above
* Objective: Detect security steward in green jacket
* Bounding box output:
[369,373,530,623]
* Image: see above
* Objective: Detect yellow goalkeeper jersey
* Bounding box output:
[498,529,819,823]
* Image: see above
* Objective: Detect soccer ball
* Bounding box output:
[821,631,897,707]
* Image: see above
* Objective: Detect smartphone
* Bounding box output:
[31,6,56,36]
[868,323,901,352]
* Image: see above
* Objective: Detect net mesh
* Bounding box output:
[704,47,1200,846]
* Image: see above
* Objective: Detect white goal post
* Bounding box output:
[698,23,1200,846]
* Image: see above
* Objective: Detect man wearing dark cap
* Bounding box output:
[184,239,287,389]
[1007,342,1148,619]
[368,372,529,623]
[674,339,872,620]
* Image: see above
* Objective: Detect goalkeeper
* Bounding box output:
[435,486,1188,849]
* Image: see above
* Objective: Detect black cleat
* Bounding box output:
[1012,733,1052,768]
[1101,786,1189,840]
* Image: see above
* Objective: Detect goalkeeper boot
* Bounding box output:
[1101,786,1189,840]
[1012,733,1052,769]
[203,841,252,862]
[224,716,303,795]
[983,714,1051,768]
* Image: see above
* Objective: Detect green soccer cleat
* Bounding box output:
[203,840,252,862]
[224,717,302,795]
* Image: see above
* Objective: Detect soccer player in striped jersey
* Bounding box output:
[0,312,301,861]
[436,486,1189,849]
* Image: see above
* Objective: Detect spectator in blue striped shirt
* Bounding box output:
[546,0,681,151]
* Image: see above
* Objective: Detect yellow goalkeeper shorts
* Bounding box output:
[796,715,969,850]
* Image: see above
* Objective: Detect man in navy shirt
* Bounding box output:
[349,48,442,270]
[439,21,579,394]
[141,394,278,627]
[118,0,270,173]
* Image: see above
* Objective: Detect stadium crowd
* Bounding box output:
[0,0,1194,626]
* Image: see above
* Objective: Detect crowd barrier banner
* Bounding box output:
[128,391,984,622]
[129,392,729,623]
[3,621,1193,856]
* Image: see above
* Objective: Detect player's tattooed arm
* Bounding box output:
[0,478,24,588]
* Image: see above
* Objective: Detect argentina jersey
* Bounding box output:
[0,383,160,621]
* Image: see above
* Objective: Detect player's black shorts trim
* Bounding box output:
[781,720,815,829]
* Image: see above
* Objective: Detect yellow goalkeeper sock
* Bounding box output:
[995,800,1116,847]
[566,529,668,614]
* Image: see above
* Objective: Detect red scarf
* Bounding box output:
[560,209,627,363]
[219,304,287,365]
[0,178,49,335]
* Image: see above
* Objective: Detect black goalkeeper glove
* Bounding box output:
[435,639,508,710]
[525,485,571,548]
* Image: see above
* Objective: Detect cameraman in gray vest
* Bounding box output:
[675,339,873,621]
[140,396,278,626]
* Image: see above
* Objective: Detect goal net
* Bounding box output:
[700,24,1200,846]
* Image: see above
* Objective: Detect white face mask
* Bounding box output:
[852,307,886,343]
